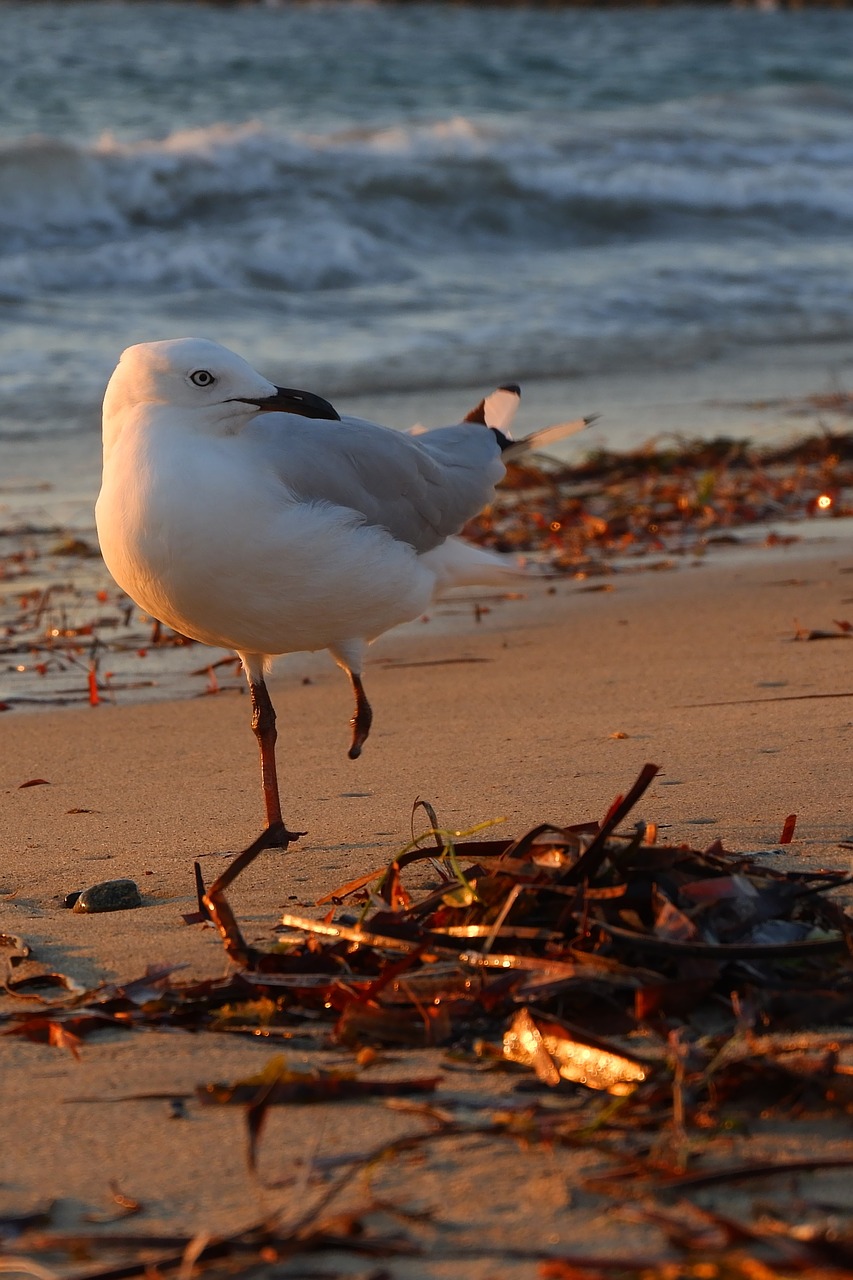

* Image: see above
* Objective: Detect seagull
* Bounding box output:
[96,338,592,847]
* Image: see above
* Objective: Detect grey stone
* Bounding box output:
[72,879,142,914]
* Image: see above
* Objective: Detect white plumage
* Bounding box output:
[96,337,590,842]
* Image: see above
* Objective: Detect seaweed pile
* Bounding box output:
[4,765,853,1276]
[463,426,853,571]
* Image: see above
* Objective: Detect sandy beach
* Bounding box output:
[5,2,853,1270]
[3,528,852,1274]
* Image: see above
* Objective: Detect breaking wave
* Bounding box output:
[3,91,853,296]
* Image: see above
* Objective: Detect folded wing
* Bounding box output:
[242,412,505,554]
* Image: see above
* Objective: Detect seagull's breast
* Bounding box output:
[95,419,433,656]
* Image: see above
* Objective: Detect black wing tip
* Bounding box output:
[499,383,521,397]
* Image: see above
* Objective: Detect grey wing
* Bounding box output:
[244,413,504,552]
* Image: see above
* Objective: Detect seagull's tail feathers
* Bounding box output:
[408,383,521,440]
[500,414,598,463]
[422,536,527,595]
[462,383,521,437]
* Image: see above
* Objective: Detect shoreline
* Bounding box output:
[3,514,853,714]
[3,382,851,713]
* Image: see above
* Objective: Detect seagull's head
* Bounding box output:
[103,338,339,446]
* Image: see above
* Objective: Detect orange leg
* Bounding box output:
[249,678,302,847]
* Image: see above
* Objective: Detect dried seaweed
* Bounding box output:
[4,763,853,1277]
[197,1055,440,1108]
[6,763,851,1093]
[462,425,853,575]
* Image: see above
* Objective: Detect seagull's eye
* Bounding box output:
[190,369,215,388]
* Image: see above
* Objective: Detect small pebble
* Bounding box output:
[71,878,142,914]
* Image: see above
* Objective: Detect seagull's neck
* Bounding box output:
[103,403,249,463]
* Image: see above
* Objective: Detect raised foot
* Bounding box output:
[266,821,306,849]
[348,674,373,760]
[348,721,371,760]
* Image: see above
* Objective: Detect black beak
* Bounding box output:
[248,386,341,421]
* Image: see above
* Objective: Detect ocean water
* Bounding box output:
[2,1,853,531]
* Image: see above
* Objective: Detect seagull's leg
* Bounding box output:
[241,653,301,848]
[248,677,284,828]
[329,641,372,760]
[347,671,373,760]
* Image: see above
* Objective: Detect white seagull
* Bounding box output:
[96,338,591,846]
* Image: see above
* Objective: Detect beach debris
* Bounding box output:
[197,1054,441,1176]
[792,618,853,641]
[70,878,142,914]
[500,1008,650,1093]
[49,536,98,558]
[2,931,88,1004]
[5,762,851,1075]
[81,1183,143,1225]
[780,812,797,844]
[6,1149,853,1280]
[463,425,853,573]
[197,1055,440,1109]
[3,762,853,1278]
